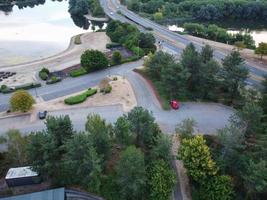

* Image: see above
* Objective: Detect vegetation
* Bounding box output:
[68,0,104,17]
[0,107,176,199]
[0,82,41,94]
[46,76,61,84]
[69,67,87,77]
[39,67,49,80]
[10,90,35,112]
[112,51,122,65]
[106,20,156,57]
[122,0,267,22]
[74,34,82,45]
[144,43,248,107]
[81,50,109,72]
[255,42,267,60]
[64,88,97,105]
[183,23,256,49]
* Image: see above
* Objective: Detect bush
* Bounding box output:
[10,90,35,112]
[74,34,82,45]
[104,84,112,94]
[64,88,97,105]
[39,71,48,80]
[112,51,122,65]
[81,50,109,72]
[113,77,118,81]
[131,46,145,57]
[15,83,41,90]
[46,76,61,85]
[106,42,121,49]
[69,67,87,77]
[40,67,49,74]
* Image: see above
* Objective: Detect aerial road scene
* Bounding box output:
[0,0,266,200]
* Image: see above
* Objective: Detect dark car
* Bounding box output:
[38,111,47,119]
[170,100,180,110]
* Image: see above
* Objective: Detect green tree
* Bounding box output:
[150,134,172,162]
[180,43,201,92]
[200,44,213,63]
[68,0,89,16]
[81,49,109,72]
[199,175,234,200]
[10,90,35,112]
[178,135,218,182]
[0,129,28,165]
[242,159,267,198]
[114,116,134,147]
[85,114,112,159]
[255,42,267,60]
[62,133,103,192]
[148,160,176,200]
[126,107,162,149]
[112,50,122,65]
[234,41,246,51]
[221,51,249,104]
[116,146,146,200]
[175,118,196,139]
[138,33,156,54]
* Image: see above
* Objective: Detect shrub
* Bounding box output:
[81,50,109,72]
[131,46,144,57]
[99,78,112,94]
[15,83,41,90]
[112,51,122,65]
[64,88,97,105]
[104,84,112,94]
[69,68,87,77]
[113,77,118,81]
[46,76,61,85]
[106,42,121,49]
[40,67,49,74]
[0,84,7,91]
[10,90,35,112]
[39,71,48,80]
[74,34,82,45]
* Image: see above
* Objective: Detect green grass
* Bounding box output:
[64,88,97,105]
[69,67,87,77]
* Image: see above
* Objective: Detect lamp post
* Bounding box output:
[108,64,111,77]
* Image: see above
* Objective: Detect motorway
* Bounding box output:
[101,0,267,88]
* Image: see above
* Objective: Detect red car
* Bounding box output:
[170,100,180,110]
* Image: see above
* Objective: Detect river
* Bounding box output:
[0,0,106,67]
[168,25,267,47]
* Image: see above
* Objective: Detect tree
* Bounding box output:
[150,134,172,162]
[178,135,218,182]
[112,50,122,65]
[85,114,112,159]
[62,133,103,192]
[0,129,28,165]
[68,0,89,16]
[234,41,246,51]
[138,33,156,54]
[242,159,267,198]
[200,44,213,63]
[148,160,176,200]
[175,118,196,139]
[81,50,109,72]
[255,42,267,60]
[199,175,234,200]
[220,51,249,104]
[10,90,34,112]
[126,107,162,149]
[116,146,146,200]
[180,43,201,92]
[114,116,134,147]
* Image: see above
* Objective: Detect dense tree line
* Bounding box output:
[122,0,267,22]
[68,0,104,17]
[0,107,176,200]
[184,23,256,49]
[106,20,156,56]
[144,43,249,107]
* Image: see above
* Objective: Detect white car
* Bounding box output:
[110,12,114,15]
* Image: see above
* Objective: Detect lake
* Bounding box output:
[168,25,267,47]
[0,0,106,67]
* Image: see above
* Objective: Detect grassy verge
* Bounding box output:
[134,68,170,110]
[64,88,97,105]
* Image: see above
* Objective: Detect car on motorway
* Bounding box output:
[38,111,48,120]
[170,100,180,110]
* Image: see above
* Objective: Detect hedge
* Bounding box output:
[106,42,121,49]
[46,76,62,85]
[69,68,88,77]
[1,82,41,94]
[64,88,97,105]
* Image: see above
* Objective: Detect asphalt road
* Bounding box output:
[101,0,267,88]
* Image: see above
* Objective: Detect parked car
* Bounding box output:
[170,100,180,110]
[38,111,47,119]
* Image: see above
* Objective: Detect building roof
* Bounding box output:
[0,188,65,200]
[5,166,38,179]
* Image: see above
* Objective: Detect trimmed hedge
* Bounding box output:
[106,42,121,49]
[64,88,97,105]
[0,82,41,94]
[69,67,88,77]
[46,76,62,85]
